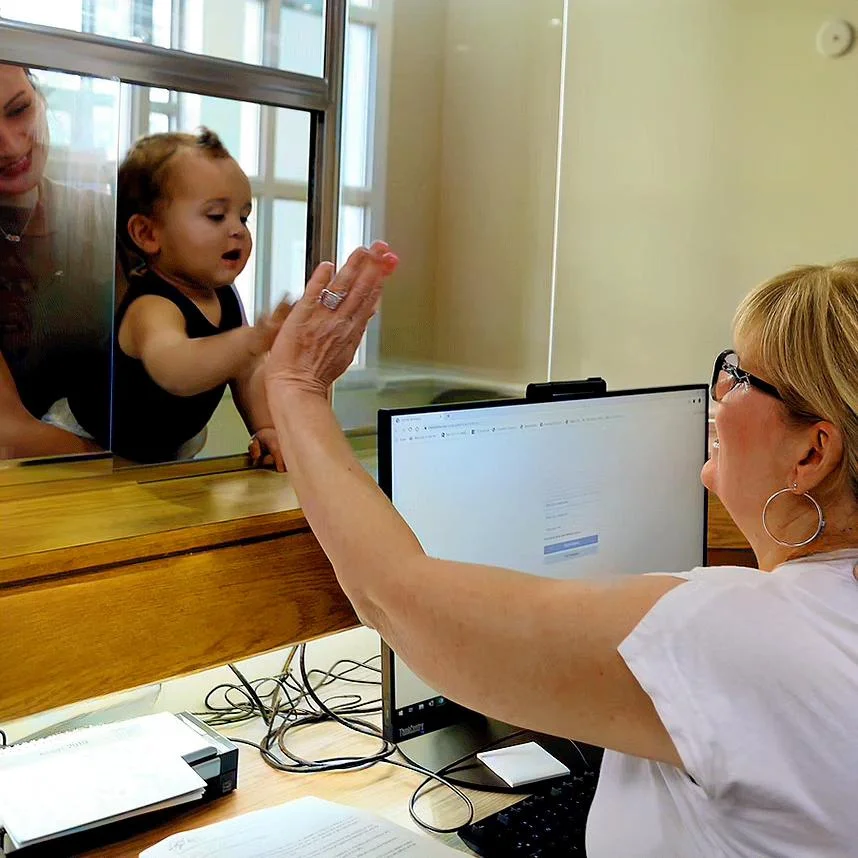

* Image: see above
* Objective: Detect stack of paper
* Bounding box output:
[0,713,210,854]
[142,796,463,857]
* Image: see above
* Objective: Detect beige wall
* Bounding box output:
[552,0,858,388]
[381,0,564,386]
[379,0,447,368]
[383,0,858,393]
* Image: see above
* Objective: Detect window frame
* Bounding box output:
[0,5,346,281]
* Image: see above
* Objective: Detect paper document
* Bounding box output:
[0,740,205,849]
[1,712,216,765]
[141,796,462,857]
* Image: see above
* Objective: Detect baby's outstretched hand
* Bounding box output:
[249,426,286,472]
[249,296,294,357]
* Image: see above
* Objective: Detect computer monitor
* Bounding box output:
[377,385,708,787]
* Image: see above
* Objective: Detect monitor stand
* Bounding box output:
[395,715,601,791]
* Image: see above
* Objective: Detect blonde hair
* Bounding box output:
[733,260,858,497]
[116,127,231,275]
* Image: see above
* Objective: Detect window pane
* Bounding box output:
[152,0,173,47]
[342,23,372,188]
[149,112,169,134]
[280,4,325,77]
[274,110,311,183]
[244,0,264,66]
[13,0,82,31]
[90,0,131,40]
[338,205,366,267]
[271,200,308,307]
[180,0,263,66]
[10,0,320,76]
[177,93,260,177]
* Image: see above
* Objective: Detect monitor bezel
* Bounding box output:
[377,383,710,743]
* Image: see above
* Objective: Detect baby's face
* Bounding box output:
[153,150,252,289]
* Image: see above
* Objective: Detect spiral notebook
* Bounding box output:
[0,713,209,854]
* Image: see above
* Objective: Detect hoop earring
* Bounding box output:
[761,484,825,548]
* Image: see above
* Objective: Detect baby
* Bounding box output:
[102,128,286,466]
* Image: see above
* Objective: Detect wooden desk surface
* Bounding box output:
[88,720,521,856]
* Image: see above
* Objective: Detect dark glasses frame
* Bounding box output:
[710,349,783,403]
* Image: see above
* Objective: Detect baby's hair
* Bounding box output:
[116,127,232,275]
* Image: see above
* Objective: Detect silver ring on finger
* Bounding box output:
[319,287,347,311]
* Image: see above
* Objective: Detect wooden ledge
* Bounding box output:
[0,467,307,586]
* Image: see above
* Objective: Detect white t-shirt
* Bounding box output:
[586,552,858,858]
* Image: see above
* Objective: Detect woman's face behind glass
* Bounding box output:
[0,66,47,198]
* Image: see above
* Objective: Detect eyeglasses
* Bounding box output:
[710,349,783,403]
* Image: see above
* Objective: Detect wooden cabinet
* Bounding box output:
[707,492,756,568]
[0,463,358,722]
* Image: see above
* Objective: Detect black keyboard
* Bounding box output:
[458,769,599,856]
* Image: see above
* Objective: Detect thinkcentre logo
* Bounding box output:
[399,723,424,738]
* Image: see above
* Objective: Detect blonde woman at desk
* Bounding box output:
[265,246,858,857]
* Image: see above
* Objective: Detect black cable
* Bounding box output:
[203,645,479,828]
[197,644,559,834]
[405,731,527,834]
[226,663,275,729]
[194,646,391,773]
[194,656,380,728]
[0,728,6,747]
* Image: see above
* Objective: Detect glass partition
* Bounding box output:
[1,0,569,478]
[331,0,565,433]
[0,66,119,464]
[0,0,343,479]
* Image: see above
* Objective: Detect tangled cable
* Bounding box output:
[194,644,484,833]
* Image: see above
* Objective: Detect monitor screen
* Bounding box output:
[378,385,708,744]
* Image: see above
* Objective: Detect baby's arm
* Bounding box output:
[230,295,295,471]
[231,357,285,471]
[119,295,271,397]
[0,351,101,458]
